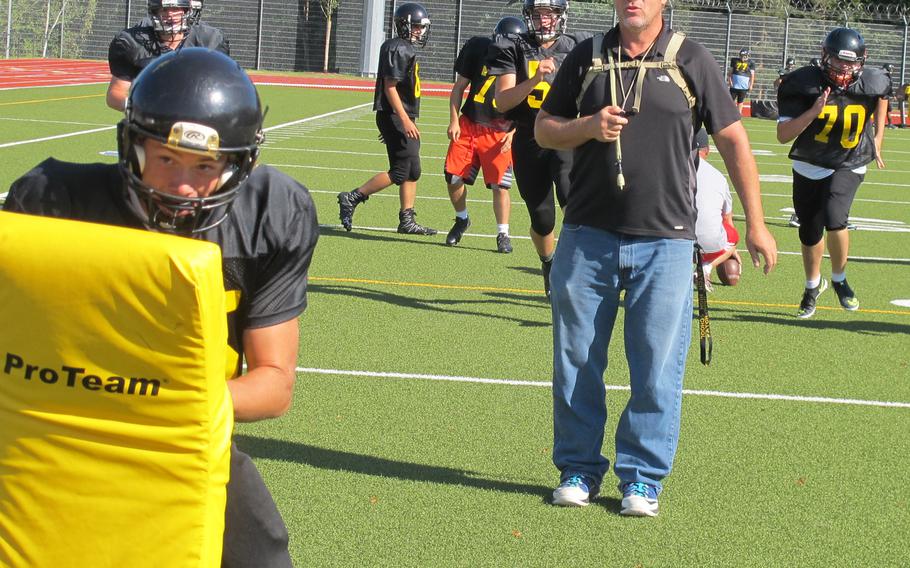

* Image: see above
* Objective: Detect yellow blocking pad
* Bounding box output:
[0,211,233,568]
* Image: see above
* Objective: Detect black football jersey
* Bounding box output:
[373,38,421,118]
[729,58,754,78]
[486,32,589,128]
[454,36,511,131]
[108,23,230,81]
[4,160,318,375]
[778,66,891,170]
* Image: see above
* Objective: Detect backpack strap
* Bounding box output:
[574,30,695,112]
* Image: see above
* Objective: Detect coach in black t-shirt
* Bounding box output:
[535,0,776,516]
[5,49,316,567]
[106,0,229,111]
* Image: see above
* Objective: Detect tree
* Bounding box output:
[319,0,340,73]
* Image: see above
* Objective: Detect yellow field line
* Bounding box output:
[310,276,910,316]
[0,93,104,106]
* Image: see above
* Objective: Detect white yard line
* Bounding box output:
[0,125,115,148]
[297,367,910,409]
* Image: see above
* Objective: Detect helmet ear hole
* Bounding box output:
[216,164,237,190]
[133,144,146,175]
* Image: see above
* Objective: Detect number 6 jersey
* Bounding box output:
[778,65,890,170]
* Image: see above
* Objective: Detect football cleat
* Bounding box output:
[496,232,513,254]
[338,190,367,231]
[398,208,437,235]
[445,217,470,246]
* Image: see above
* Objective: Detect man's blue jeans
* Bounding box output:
[551,224,694,491]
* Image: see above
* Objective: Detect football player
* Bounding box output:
[338,2,437,236]
[693,129,741,291]
[106,0,230,111]
[883,63,897,128]
[443,16,527,253]
[777,27,890,319]
[727,47,755,114]
[487,0,590,295]
[5,48,319,567]
[773,56,796,90]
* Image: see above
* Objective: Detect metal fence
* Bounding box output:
[0,0,907,97]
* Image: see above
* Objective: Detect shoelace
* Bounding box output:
[563,475,590,490]
[623,482,653,498]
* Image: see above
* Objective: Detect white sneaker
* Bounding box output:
[619,482,659,517]
[552,475,599,507]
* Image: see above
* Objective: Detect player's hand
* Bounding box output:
[587,106,628,143]
[534,58,557,83]
[745,224,777,275]
[403,117,420,139]
[500,131,514,154]
[875,153,885,169]
[447,121,460,142]
[812,87,831,113]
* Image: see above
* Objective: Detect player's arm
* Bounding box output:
[494,57,555,113]
[873,96,888,168]
[448,74,471,141]
[777,87,829,143]
[106,76,131,111]
[384,78,419,139]
[748,69,755,90]
[228,317,298,422]
[712,121,777,274]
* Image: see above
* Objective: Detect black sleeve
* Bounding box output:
[378,41,411,82]
[189,24,230,55]
[453,39,473,78]
[777,69,815,118]
[246,175,320,328]
[486,35,518,77]
[539,38,590,118]
[682,40,741,135]
[3,161,65,215]
[108,32,141,80]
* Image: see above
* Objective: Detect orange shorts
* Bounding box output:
[444,114,513,189]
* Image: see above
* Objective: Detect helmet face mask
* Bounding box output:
[119,48,263,235]
[394,3,431,48]
[148,0,192,35]
[522,0,568,43]
[821,27,866,91]
[739,48,750,61]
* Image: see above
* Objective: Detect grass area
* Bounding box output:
[1,81,908,567]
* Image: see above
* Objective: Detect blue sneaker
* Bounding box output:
[619,482,660,517]
[552,474,599,507]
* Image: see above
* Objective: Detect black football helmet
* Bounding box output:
[786,57,795,69]
[821,27,866,90]
[494,15,527,36]
[809,57,820,68]
[394,3,430,48]
[148,0,192,35]
[118,48,263,235]
[883,63,894,75]
[522,0,568,43]
[739,48,750,60]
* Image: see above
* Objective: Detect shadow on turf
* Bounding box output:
[310,284,551,326]
[705,306,910,335]
[322,225,531,255]
[235,434,553,498]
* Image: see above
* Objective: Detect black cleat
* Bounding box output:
[338,190,367,231]
[797,279,828,319]
[496,232,513,254]
[397,208,438,235]
[446,217,471,246]
[832,279,860,311]
[542,257,553,299]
